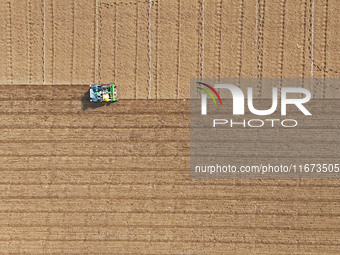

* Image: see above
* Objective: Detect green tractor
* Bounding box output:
[90,84,117,102]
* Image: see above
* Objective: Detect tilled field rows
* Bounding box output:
[1,0,340,99]
[0,85,339,254]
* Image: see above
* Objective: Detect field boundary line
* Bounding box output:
[94,0,99,84]
[70,0,75,84]
[148,0,152,99]
[278,0,287,88]
[7,1,13,84]
[175,0,180,99]
[237,0,244,82]
[113,0,117,82]
[134,1,139,99]
[215,0,222,78]
[51,0,55,83]
[322,0,329,98]
[27,0,32,83]
[42,0,46,84]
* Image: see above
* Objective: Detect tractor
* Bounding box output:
[90,84,117,102]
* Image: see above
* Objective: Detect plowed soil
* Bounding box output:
[0,0,339,254]
[0,85,339,254]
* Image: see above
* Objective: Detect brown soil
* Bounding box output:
[0,86,339,253]
[0,0,339,254]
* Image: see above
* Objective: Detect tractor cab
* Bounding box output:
[90,84,117,102]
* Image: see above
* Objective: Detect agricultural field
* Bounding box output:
[0,0,339,254]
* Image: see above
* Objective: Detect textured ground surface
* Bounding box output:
[0,0,340,92]
[0,86,339,254]
[0,0,339,254]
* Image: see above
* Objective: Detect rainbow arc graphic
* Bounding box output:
[196,82,222,105]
